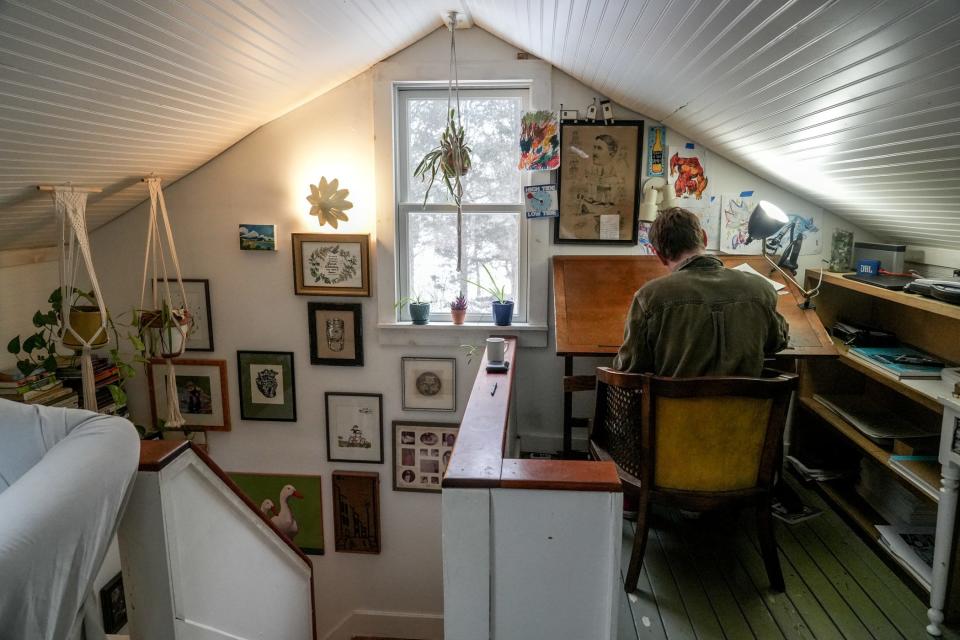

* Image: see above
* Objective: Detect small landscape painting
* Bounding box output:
[229,472,324,555]
[239,224,276,251]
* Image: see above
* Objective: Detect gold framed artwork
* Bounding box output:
[392,421,459,493]
[292,233,369,296]
[147,358,231,431]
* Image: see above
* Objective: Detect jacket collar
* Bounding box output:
[675,254,723,272]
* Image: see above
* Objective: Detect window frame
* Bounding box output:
[394,84,530,323]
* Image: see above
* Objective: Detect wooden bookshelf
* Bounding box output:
[817,271,960,322]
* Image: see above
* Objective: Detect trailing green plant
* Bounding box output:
[467,264,510,304]
[413,108,472,207]
[450,293,468,310]
[393,293,431,311]
[134,299,192,357]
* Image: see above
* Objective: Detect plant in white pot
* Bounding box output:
[136,300,192,358]
[468,264,513,326]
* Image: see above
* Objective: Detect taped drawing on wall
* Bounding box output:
[720,191,760,255]
[668,143,708,200]
[683,194,722,250]
[518,110,560,171]
[637,222,655,255]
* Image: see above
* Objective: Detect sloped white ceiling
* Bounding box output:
[2,0,959,252]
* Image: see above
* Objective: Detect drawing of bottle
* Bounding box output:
[650,128,664,175]
[326,318,345,352]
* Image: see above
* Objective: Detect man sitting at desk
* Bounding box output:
[614,207,789,376]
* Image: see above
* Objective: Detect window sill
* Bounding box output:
[376,321,549,348]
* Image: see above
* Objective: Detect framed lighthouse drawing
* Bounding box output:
[325,392,384,463]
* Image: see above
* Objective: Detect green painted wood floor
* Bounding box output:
[618,479,958,640]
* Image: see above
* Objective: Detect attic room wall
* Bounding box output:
[85,26,878,639]
[0,257,59,371]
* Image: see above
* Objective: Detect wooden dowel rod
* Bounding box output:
[140,176,163,182]
[37,185,102,193]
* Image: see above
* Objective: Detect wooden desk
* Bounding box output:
[552,254,836,456]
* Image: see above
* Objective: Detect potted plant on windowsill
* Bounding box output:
[136,300,192,358]
[468,264,513,326]
[394,295,431,325]
[450,293,468,325]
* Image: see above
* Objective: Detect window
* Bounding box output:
[396,86,528,322]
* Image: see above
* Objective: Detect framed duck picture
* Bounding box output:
[229,472,324,555]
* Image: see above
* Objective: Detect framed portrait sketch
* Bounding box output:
[555,120,644,245]
[308,302,363,366]
[237,351,296,422]
[147,359,230,431]
[325,392,383,463]
[292,233,369,296]
[229,472,324,555]
[332,471,381,553]
[152,278,214,351]
[401,357,455,412]
[392,421,459,493]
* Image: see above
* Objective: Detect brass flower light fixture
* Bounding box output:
[306,176,353,228]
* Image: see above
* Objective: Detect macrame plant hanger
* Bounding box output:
[447,11,466,272]
[49,185,108,412]
[138,176,191,428]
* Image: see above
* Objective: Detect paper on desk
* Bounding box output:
[732,262,786,292]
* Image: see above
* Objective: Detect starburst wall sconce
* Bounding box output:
[306,176,353,228]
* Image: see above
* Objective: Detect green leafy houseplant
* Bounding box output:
[413,108,472,206]
[467,264,514,326]
[394,294,431,325]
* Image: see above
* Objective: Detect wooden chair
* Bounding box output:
[589,367,798,594]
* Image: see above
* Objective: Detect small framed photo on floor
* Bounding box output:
[401,357,455,411]
[332,471,381,553]
[152,278,214,351]
[147,358,230,431]
[237,351,297,422]
[393,421,459,493]
[308,302,363,366]
[325,392,383,463]
[292,233,370,296]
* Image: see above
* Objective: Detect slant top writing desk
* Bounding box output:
[552,254,836,457]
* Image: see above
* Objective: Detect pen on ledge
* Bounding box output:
[490,383,498,396]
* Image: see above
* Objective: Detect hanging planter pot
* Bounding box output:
[138,308,191,358]
[61,306,109,349]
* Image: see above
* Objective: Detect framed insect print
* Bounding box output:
[325,392,383,463]
[147,358,231,431]
[332,471,381,553]
[308,302,363,366]
[401,357,455,411]
[555,120,643,245]
[237,351,296,421]
[292,233,370,296]
[392,421,459,493]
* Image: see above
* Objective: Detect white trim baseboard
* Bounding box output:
[321,609,444,640]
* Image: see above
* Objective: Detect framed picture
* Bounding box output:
[99,572,127,634]
[555,120,644,245]
[229,472,324,554]
[308,302,363,366]
[401,357,455,411]
[147,358,231,431]
[392,421,459,493]
[332,471,381,553]
[152,278,214,351]
[239,224,276,251]
[292,233,369,296]
[325,392,383,463]
[237,351,297,422]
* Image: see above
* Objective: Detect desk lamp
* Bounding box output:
[747,200,822,308]
[638,178,678,222]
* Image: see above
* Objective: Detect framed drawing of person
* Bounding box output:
[555,120,644,245]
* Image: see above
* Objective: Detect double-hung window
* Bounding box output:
[395,85,528,323]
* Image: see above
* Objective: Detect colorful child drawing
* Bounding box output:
[518,110,560,171]
[670,151,708,199]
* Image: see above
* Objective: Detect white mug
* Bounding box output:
[486,337,506,363]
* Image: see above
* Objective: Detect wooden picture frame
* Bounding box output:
[292,233,370,296]
[147,358,231,431]
[325,392,383,463]
[229,472,324,555]
[401,357,456,411]
[237,351,297,422]
[332,471,381,553]
[99,572,127,634]
[152,278,214,351]
[392,421,459,493]
[554,120,644,245]
[308,302,363,366]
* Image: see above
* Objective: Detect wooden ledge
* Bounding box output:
[138,439,189,472]
[501,459,622,492]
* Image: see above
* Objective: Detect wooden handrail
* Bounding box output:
[442,337,621,492]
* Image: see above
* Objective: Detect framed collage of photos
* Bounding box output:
[325,392,383,463]
[392,421,459,493]
[237,351,296,422]
[147,358,231,431]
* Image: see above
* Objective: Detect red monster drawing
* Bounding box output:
[669,152,709,199]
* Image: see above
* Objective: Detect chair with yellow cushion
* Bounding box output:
[588,367,797,594]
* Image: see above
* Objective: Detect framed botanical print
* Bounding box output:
[147,359,230,431]
[332,471,381,553]
[229,472,324,554]
[308,302,363,366]
[292,233,369,296]
[237,351,296,422]
[555,120,644,245]
[392,421,459,493]
[325,392,383,463]
[152,278,214,351]
[401,357,455,411]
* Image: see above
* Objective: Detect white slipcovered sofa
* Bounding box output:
[0,398,139,640]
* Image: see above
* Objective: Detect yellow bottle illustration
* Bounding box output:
[650,127,664,175]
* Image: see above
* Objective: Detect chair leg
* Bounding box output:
[757,500,785,592]
[624,495,651,593]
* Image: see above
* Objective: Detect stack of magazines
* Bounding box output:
[847,346,945,380]
[0,367,78,408]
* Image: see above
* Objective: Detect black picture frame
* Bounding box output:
[554,120,644,245]
[392,420,460,493]
[325,392,384,463]
[154,278,215,351]
[99,572,127,634]
[236,351,297,422]
[308,302,363,366]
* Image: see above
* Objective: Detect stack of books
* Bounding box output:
[0,367,78,408]
[58,355,126,416]
[847,345,946,380]
[857,458,937,527]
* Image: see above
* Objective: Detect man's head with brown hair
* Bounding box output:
[648,207,707,267]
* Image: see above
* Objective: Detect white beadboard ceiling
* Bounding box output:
[1,1,959,253]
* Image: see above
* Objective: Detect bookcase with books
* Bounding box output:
[794,269,960,611]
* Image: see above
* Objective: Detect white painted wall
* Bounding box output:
[48,25,879,638]
[0,258,59,371]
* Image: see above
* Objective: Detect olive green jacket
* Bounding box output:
[612,255,790,377]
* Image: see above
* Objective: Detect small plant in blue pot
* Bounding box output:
[468,264,513,326]
[395,294,431,325]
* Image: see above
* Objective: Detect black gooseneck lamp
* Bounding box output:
[747,200,822,309]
